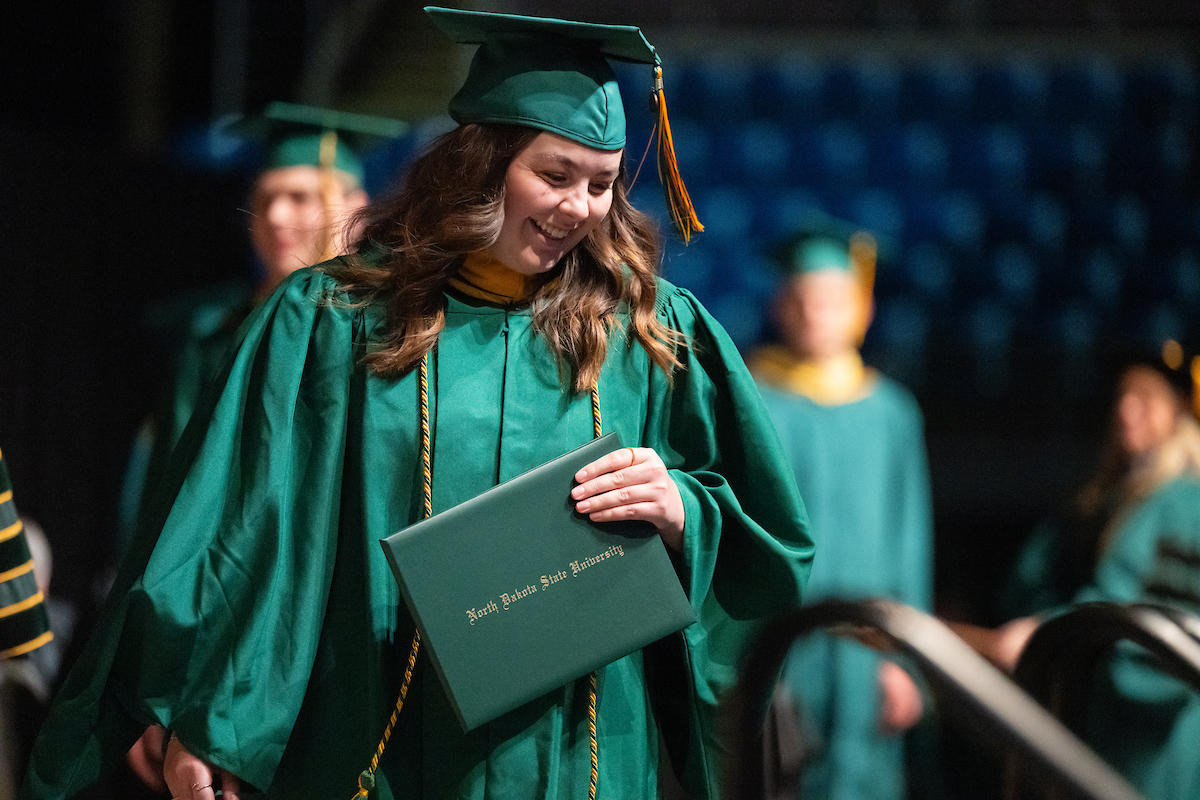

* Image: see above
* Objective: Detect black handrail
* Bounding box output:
[728,598,1143,800]
[1133,601,1200,645]
[1013,601,1200,736]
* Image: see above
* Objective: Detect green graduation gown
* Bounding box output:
[22,266,814,800]
[117,283,257,559]
[755,375,933,800]
[1071,476,1200,800]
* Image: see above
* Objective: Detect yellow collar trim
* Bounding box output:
[749,346,872,406]
[448,252,534,305]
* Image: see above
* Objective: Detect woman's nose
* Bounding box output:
[559,184,589,220]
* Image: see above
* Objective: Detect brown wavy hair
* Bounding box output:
[325,123,683,392]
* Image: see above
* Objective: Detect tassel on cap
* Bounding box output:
[317,130,342,263]
[1192,355,1200,420]
[652,65,703,245]
[849,231,877,343]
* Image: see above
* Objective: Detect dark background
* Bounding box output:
[1,0,1197,685]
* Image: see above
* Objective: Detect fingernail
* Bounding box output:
[576,500,590,512]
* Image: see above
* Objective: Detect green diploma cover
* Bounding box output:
[380,432,697,731]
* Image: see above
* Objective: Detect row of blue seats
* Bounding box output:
[661,233,1200,312]
[632,182,1200,257]
[641,118,1196,194]
[616,53,1198,126]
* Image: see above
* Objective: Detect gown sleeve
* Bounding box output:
[1074,477,1200,705]
[641,282,815,799]
[21,268,366,798]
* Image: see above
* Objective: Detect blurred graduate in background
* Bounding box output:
[966,341,1200,800]
[117,103,407,562]
[113,103,406,797]
[747,219,933,800]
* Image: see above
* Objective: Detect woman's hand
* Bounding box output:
[572,446,685,552]
[164,733,242,800]
[877,661,923,734]
[127,726,168,792]
[945,616,1039,673]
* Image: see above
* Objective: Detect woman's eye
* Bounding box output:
[590,182,612,195]
[542,172,567,184]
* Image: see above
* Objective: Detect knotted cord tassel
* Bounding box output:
[653,65,703,245]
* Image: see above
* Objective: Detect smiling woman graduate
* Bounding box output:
[20,8,812,800]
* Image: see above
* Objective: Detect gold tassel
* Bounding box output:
[1191,354,1200,421]
[849,231,877,343]
[318,130,341,263]
[653,66,703,245]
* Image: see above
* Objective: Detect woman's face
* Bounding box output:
[489,132,623,275]
[1116,365,1183,456]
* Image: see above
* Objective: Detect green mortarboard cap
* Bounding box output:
[772,210,897,280]
[233,102,408,185]
[787,237,854,275]
[426,6,657,151]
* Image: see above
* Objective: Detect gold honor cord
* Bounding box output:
[587,385,602,800]
[355,358,601,800]
[353,354,431,800]
[318,130,341,264]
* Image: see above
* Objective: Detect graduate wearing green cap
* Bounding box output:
[22,8,810,800]
[963,343,1200,800]
[747,224,933,800]
[116,103,405,559]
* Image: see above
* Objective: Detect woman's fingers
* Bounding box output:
[127,726,169,792]
[216,767,242,800]
[572,446,684,549]
[164,735,243,800]
[574,446,639,485]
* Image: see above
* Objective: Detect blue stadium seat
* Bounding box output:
[1047,57,1124,126]
[755,187,828,243]
[816,120,869,188]
[660,240,716,299]
[900,239,955,302]
[706,288,770,351]
[1025,191,1070,258]
[989,242,1039,307]
[964,298,1017,394]
[898,56,976,123]
[976,57,1049,125]
[1109,194,1150,257]
[733,120,793,186]
[846,55,903,120]
[1132,303,1188,351]
[670,55,755,122]
[845,187,905,243]
[695,185,756,251]
[1080,246,1123,309]
[763,53,829,120]
[866,295,932,387]
[1168,248,1200,310]
[975,124,1029,202]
